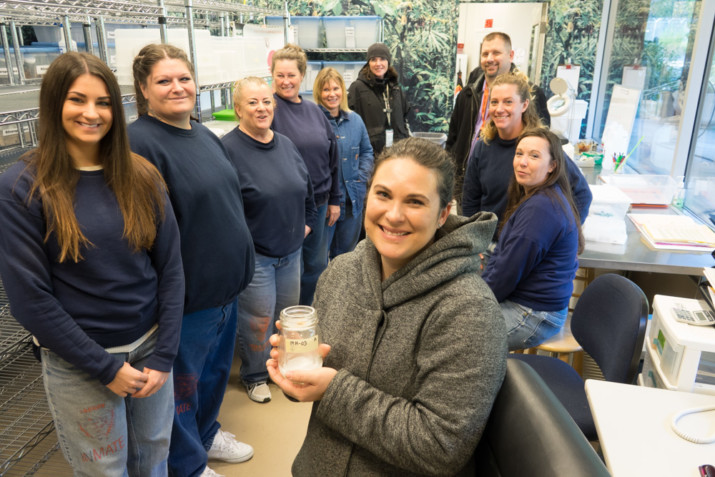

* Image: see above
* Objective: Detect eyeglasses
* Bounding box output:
[700,464,715,477]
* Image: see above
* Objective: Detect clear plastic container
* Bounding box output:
[324,60,364,89]
[301,61,323,93]
[323,16,381,49]
[413,132,447,148]
[278,306,322,378]
[266,16,322,49]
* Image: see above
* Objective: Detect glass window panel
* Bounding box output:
[684,41,715,228]
[598,0,700,174]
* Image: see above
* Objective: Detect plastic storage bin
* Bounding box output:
[587,184,631,220]
[0,46,61,80]
[600,174,678,206]
[266,16,322,49]
[413,132,447,148]
[114,28,218,85]
[323,61,363,89]
[323,16,381,49]
[301,61,323,93]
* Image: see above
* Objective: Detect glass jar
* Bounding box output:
[278,305,322,378]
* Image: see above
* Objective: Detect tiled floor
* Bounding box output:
[208,363,312,477]
[23,358,312,477]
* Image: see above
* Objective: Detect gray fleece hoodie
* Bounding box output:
[292,211,507,476]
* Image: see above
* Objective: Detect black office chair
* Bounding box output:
[510,273,649,440]
[473,359,610,476]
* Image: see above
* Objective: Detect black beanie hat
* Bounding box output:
[367,43,391,64]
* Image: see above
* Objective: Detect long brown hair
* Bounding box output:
[480,72,542,144]
[500,127,584,253]
[133,43,195,116]
[26,52,166,263]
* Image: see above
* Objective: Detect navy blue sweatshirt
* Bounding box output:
[0,161,184,385]
[222,128,318,257]
[128,115,254,314]
[271,93,341,207]
[483,184,579,311]
[462,135,592,225]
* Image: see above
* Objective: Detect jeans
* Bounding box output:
[237,249,301,385]
[500,300,567,351]
[41,330,173,477]
[327,201,363,259]
[168,300,238,477]
[300,202,330,306]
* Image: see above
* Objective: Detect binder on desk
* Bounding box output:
[628,214,715,252]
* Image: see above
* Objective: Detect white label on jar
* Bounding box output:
[285,335,319,353]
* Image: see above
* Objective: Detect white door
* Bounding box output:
[457,2,548,85]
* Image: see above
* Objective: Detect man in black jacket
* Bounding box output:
[446,32,550,205]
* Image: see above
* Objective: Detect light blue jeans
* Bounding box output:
[300,202,330,306]
[41,330,173,477]
[237,248,301,385]
[500,300,568,351]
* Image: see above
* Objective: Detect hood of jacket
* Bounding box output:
[363,211,497,310]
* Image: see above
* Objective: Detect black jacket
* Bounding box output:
[348,65,410,155]
[446,65,550,178]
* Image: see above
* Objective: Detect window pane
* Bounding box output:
[599,0,700,174]
[684,42,715,228]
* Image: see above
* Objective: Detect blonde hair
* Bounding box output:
[313,67,349,113]
[271,43,307,76]
[233,76,274,117]
[480,71,542,144]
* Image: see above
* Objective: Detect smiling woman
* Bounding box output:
[61,74,112,167]
[365,156,450,279]
[482,127,585,351]
[312,67,374,259]
[265,137,507,477]
[461,72,592,229]
[128,43,256,476]
[270,44,341,307]
[0,52,183,475]
[221,76,318,404]
[347,42,410,156]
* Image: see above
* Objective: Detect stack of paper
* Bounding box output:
[628,214,715,252]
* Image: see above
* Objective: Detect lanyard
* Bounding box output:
[479,82,490,129]
[382,84,392,129]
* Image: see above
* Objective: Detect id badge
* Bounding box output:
[385,129,394,147]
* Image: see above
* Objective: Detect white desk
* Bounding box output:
[586,380,715,476]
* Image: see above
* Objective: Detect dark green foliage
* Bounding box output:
[255,0,606,134]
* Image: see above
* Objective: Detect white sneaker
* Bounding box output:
[246,382,272,403]
[200,466,225,477]
[207,429,254,463]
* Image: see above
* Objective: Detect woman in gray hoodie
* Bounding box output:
[267,137,507,476]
